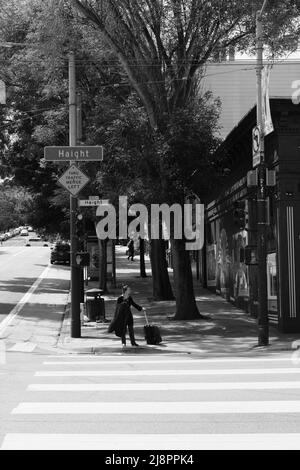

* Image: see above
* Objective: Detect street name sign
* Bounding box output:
[58,165,90,196]
[79,199,110,207]
[44,146,103,162]
[252,126,261,168]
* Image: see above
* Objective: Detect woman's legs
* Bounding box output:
[121,324,138,346]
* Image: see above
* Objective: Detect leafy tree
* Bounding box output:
[0,0,131,238]
[68,0,300,319]
[0,183,33,231]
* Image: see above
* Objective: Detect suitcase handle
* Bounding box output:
[143,308,149,326]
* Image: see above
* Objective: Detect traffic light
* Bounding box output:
[75,212,85,241]
[233,200,247,230]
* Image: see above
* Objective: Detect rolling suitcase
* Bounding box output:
[143,309,162,345]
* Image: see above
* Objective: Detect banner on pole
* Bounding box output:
[262,65,274,136]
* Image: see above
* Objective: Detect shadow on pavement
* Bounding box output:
[59,246,299,356]
[0,278,69,295]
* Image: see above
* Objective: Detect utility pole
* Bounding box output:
[69,51,81,338]
[256,0,269,346]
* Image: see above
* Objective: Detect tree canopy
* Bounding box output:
[70,0,300,129]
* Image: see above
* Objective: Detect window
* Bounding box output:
[267,253,277,299]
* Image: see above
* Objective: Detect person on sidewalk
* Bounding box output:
[108,285,145,347]
[127,239,135,261]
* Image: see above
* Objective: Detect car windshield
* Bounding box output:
[54,244,70,251]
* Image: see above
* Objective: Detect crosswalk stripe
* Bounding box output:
[9,342,37,353]
[35,368,300,377]
[45,355,293,363]
[11,401,300,415]
[43,357,294,365]
[27,381,300,392]
[2,433,300,450]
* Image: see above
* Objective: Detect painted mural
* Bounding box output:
[216,228,232,298]
[232,233,249,299]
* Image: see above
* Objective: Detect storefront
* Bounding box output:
[202,98,300,333]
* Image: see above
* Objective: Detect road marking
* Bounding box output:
[35,368,300,377]
[27,381,300,392]
[0,265,50,336]
[2,433,300,450]
[11,400,300,415]
[12,249,29,257]
[9,342,37,353]
[43,357,294,366]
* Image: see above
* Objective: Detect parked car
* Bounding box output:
[27,226,34,232]
[20,229,29,236]
[50,242,70,265]
[25,237,49,247]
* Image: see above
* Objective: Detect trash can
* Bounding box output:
[85,288,105,322]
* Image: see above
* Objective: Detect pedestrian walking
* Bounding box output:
[127,238,135,261]
[108,285,145,348]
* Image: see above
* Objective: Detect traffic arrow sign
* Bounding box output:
[44,146,103,162]
[58,165,90,196]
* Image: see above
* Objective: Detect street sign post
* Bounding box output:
[58,164,90,196]
[252,126,261,168]
[44,146,103,162]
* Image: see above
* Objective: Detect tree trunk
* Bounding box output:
[171,238,204,320]
[150,239,174,300]
[139,238,147,278]
[99,239,108,293]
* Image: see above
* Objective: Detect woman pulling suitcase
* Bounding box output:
[108,285,145,348]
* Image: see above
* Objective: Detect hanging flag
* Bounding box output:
[0,80,6,104]
[262,65,274,136]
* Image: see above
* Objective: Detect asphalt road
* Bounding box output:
[0,234,51,322]
[1,350,300,450]
[1,236,300,451]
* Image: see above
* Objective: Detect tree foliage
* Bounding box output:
[0,182,33,231]
[70,0,300,129]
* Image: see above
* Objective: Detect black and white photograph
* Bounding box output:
[0,0,300,454]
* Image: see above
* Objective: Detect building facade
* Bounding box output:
[202,98,300,333]
[203,59,300,139]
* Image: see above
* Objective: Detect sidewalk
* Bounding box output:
[57,246,300,356]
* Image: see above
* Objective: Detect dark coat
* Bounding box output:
[127,240,134,254]
[108,295,142,338]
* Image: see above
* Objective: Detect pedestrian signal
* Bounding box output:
[75,252,90,267]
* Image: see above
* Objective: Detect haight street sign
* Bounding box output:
[44,146,103,162]
[58,165,90,196]
[79,199,110,207]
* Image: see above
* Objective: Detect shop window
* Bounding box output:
[267,253,278,314]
